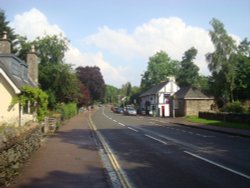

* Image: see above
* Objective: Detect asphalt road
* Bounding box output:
[91,106,250,188]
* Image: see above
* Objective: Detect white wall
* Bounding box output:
[0,75,19,126]
[0,75,34,126]
[140,81,180,117]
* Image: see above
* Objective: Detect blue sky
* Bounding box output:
[1,0,250,87]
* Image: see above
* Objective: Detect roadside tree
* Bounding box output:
[140,51,179,91]
[76,66,105,102]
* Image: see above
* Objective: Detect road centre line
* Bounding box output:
[145,134,167,145]
[118,122,125,127]
[127,127,139,132]
[184,151,250,180]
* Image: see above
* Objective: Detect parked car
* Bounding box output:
[117,107,124,114]
[114,107,124,114]
[124,107,137,116]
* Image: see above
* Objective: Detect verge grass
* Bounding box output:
[186,116,250,130]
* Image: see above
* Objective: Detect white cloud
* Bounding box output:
[86,26,141,59]
[10,8,127,87]
[10,8,64,40]
[85,17,216,76]
[65,45,128,86]
[10,8,242,87]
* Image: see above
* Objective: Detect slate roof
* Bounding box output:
[175,86,213,99]
[140,81,169,97]
[0,54,37,91]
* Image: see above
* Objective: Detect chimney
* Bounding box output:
[167,76,176,82]
[0,31,11,54]
[26,45,39,84]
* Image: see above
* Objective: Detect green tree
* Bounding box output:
[129,86,141,105]
[0,9,18,52]
[17,35,80,109]
[140,51,179,91]
[233,38,250,100]
[196,75,210,95]
[177,47,200,87]
[104,85,119,104]
[36,35,68,65]
[121,82,132,97]
[206,18,237,103]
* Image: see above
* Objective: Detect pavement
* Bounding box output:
[7,109,250,188]
[9,111,109,188]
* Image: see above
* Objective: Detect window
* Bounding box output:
[164,94,170,104]
[23,101,29,114]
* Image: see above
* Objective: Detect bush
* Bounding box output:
[56,103,77,120]
[223,101,247,114]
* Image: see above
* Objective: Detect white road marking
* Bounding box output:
[155,123,162,126]
[145,134,167,145]
[184,151,250,180]
[202,135,215,138]
[113,120,117,123]
[118,122,125,127]
[127,127,139,132]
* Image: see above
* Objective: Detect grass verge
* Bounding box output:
[186,116,250,130]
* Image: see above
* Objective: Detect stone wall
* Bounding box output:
[186,99,214,116]
[0,124,42,186]
[175,99,214,117]
[199,111,250,124]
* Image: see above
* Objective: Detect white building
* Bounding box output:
[140,77,180,117]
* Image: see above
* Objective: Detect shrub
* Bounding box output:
[56,103,77,120]
[223,101,247,114]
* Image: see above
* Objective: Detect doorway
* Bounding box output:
[161,106,165,117]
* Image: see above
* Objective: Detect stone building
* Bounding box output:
[174,86,215,117]
[0,32,39,126]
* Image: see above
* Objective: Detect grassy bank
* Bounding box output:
[186,116,250,130]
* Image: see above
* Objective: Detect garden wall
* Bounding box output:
[199,111,250,124]
[0,125,42,186]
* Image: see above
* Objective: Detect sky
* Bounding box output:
[1,0,250,88]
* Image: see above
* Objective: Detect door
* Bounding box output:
[161,106,165,117]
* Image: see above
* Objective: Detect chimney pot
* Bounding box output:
[31,45,35,53]
[0,31,11,54]
[2,31,7,40]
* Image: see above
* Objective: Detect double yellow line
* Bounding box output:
[88,113,132,188]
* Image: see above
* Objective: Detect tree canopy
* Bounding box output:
[140,51,179,91]
[206,18,238,103]
[0,9,18,52]
[76,66,105,101]
[16,35,82,109]
[177,47,200,87]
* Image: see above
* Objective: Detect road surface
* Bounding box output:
[91,106,250,188]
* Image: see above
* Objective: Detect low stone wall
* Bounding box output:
[0,124,42,186]
[199,111,250,124]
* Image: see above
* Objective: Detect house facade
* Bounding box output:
[140,77,180,117]
[0,32,39,126]
[174,87,215,116]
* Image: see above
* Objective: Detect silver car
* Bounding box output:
[124,107,137,116]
